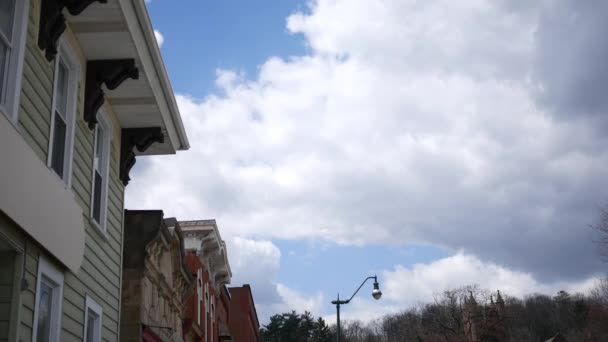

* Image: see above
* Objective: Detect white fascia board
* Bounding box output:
[119,0,190,151]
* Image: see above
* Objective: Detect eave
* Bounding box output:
[181,220,233,289]
[66,0,189,155]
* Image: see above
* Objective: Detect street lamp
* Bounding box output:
[331,275,382,342]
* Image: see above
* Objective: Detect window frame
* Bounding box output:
[32,257,64,342]
[83,296,103,342]
[0,0,28,123]
[47,37,80,188]
[89,109,112,233]
[197,269,202,325]
[204,283,209,342]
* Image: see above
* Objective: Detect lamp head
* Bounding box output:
[372,280,382,300]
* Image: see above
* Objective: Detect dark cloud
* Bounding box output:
[535,0,608,121]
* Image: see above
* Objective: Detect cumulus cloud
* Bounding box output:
[154,29,164,48]
[333,252,599,323]
[225,237,326,322]
[276,283,325,315]
[225,237,282,320]
[382,252,598,307]
[127,0,608,305]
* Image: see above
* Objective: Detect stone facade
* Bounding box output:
[121,211,192,342]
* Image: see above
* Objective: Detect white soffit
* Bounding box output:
[66,0,188,155]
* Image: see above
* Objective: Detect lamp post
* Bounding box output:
[331,275,382,342]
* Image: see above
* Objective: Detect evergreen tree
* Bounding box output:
[311,317,333,342]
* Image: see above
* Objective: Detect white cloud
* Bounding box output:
[330,252,599,323]
[127,0,608,294]
[382,252,598,308]
[224,237,326,323]
[276,283,325,314]
[154,29,164,48]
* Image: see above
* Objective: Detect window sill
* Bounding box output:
[89,217,109,241]
[46,165,73,191]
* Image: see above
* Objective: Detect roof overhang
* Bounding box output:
[181,220,232,289]
[66,0,189,155]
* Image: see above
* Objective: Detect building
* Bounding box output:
[181,220,233,342]
[121,211,192,342]
[463,290,508,342]
[217,286,233,341]
[0,1,188,341]
[229,285,260,342]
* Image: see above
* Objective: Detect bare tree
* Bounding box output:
[591,206,608,261]
[590,276,608,306]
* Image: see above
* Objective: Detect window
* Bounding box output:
[204,283,209,341]
[211,296,215,340]
[90,111,112,230]
[32,258,64,342]
[84,296,102,342]
[0,0,27,121]
[48,38,79,186]
[197,269,202,325]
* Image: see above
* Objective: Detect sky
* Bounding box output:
[128,0,608,325]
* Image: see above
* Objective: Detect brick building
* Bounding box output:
[229,285,260,342]
[181,220,232,342]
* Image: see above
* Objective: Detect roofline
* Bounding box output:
[244,284,260,328]
[124,0,190,151]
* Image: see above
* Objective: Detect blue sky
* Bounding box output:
[130,0,608,324]
[146,0,306,95]
[142,0,453,320]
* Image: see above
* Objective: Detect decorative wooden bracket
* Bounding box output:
[84,59,139,129]
[38,0,107,61]
[120,128,164,186]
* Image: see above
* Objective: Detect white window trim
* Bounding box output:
[32,257,64,342]
[0,0,29,123]
[46,37,80,188]
[89,109,113,233]
[197,269,202,325]
[83,296,103,342]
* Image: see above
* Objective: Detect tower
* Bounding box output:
[463,291,480,342]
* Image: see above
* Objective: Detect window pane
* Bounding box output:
[92,171,102,222]
[86,310,97,342]
[51,114,67,178]
[0,40,7,99]
[0,0,15,40]
[55,61,68,118]
[37,281,53,342]
[94,125,104,171]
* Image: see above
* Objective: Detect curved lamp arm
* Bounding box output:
[331,275,378,305]
[347,275,377,303]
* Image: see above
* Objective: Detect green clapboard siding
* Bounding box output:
[9,1,127,341]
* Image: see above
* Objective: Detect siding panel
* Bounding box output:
[15,2,125,341]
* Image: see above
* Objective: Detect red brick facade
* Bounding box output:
[183,252,226,342]
[229,285,260,342]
